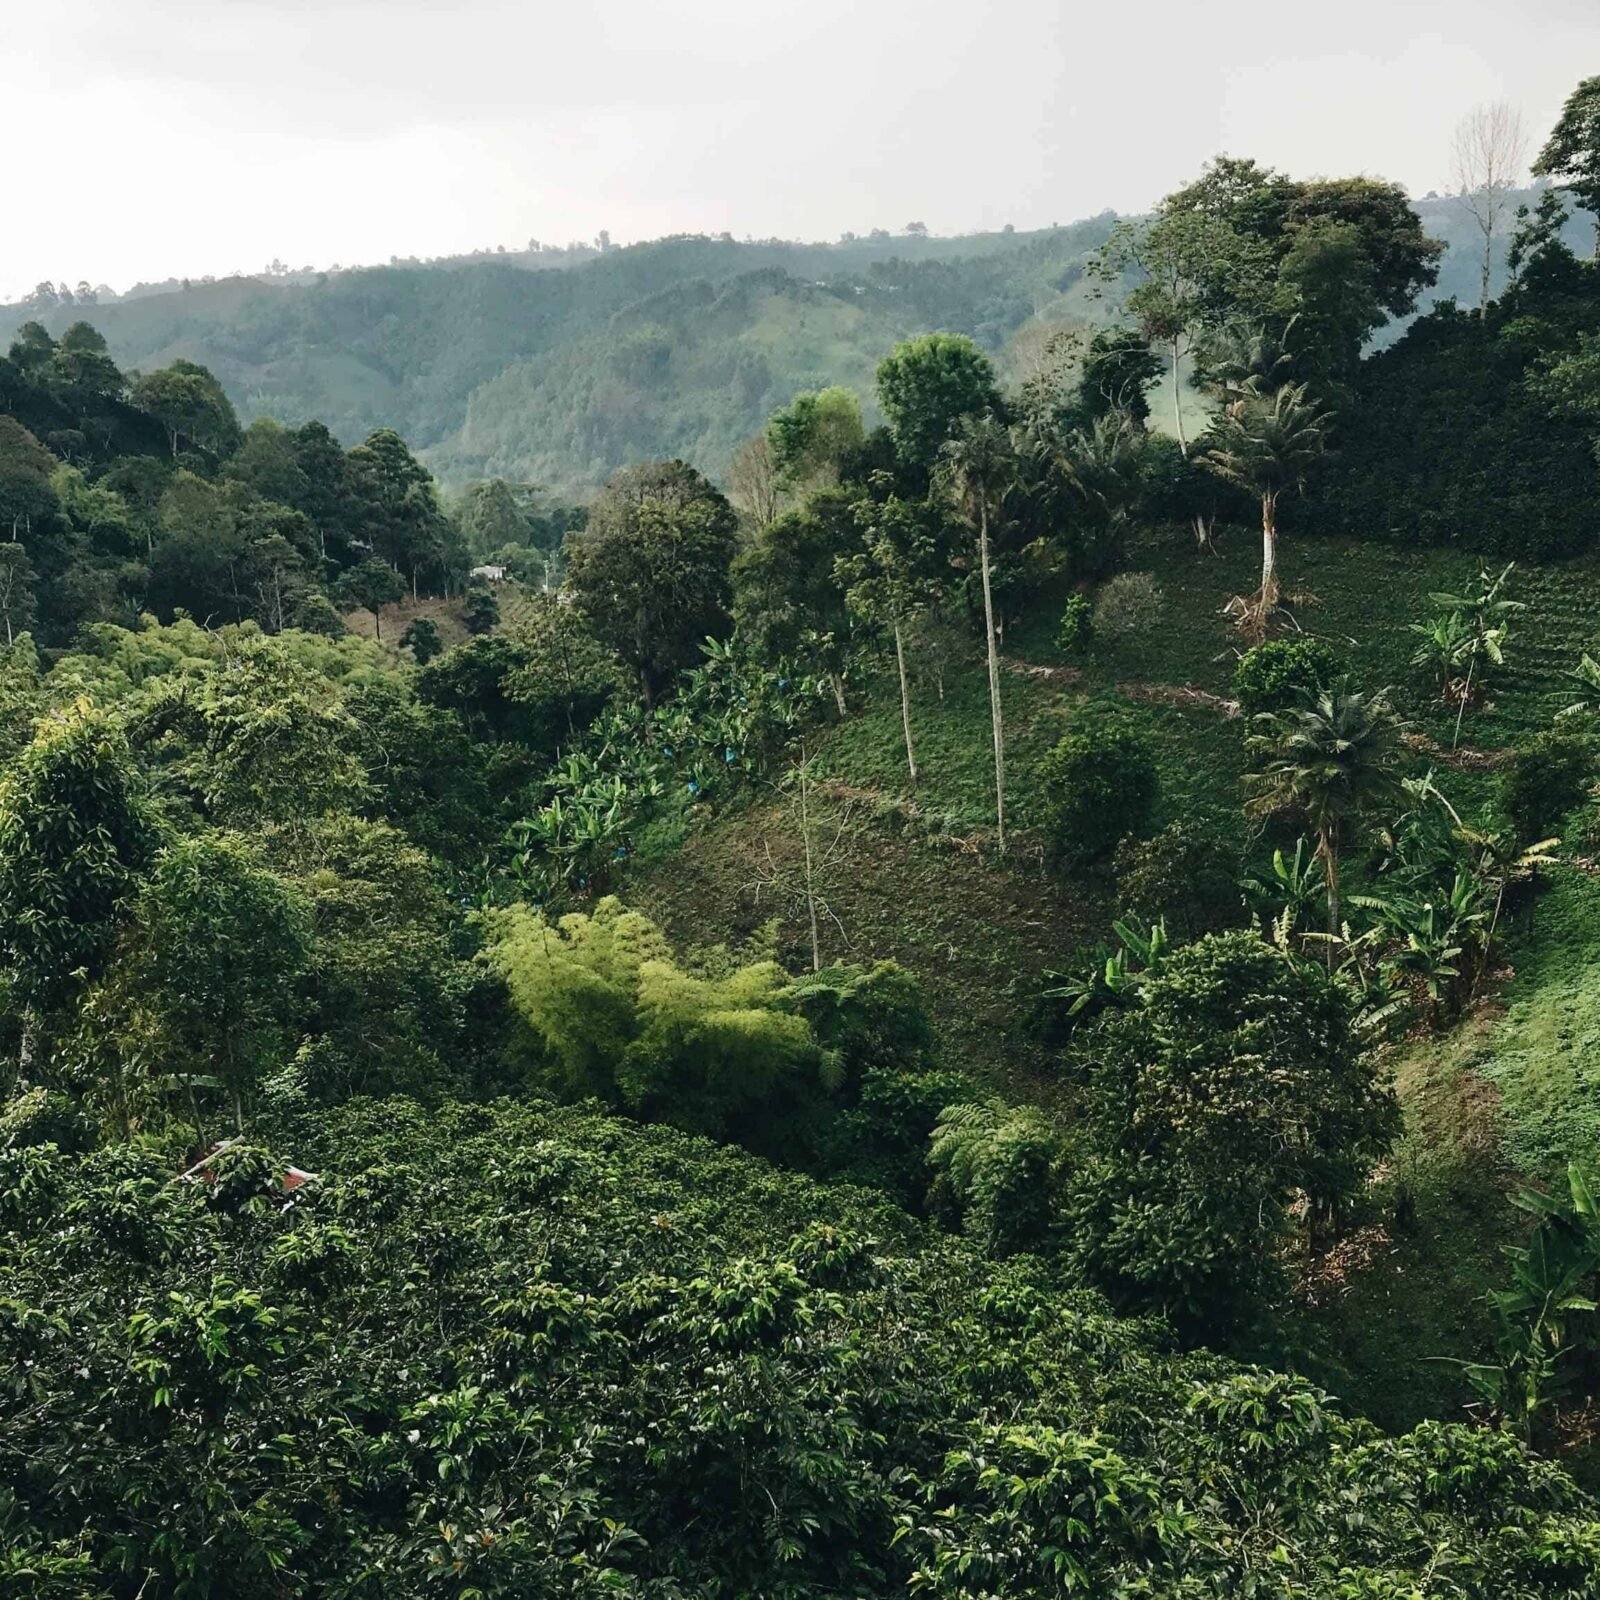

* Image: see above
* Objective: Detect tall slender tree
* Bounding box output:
[1453,103,1530,314]
[938,415,1017,853]
[1201,382,1330,636]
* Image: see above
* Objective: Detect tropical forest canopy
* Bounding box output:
[11,75,1600,1598]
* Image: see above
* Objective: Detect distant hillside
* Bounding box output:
[8,193,1592,493]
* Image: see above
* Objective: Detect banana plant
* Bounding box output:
[1043,918,1170,1022]
[1241,837,1325,924]
[1449,1164,1600,1440]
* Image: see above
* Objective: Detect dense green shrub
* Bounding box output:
[0,1086,97,1153]
[1036,708,1159,871]
[1114,819,1242,936]
[1231,637,1344,715]
[1092,571,1164,646]
[1,1097,1592,1598]
[487,897,830,1160]
[1066,931,1399,1340]
[1055,592,1093,657]
[1501,729,1596,841]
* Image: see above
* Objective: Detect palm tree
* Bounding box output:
[1198,316,1300,406]
[1201,382,1331,637]
[1244,688,1407,945]
[939,413,1018,854]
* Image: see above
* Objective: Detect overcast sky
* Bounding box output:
[6,0,1599,300]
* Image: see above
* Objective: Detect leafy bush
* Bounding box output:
[1114,819,1242,937]
[1036,708,1159,871]
[929,1099,1064,1257]
[1,1096,1589,1597]
[1091,571,1164,646]
[0,1087,96,1154]
[487,897,829,1160]
[1501,729,1595,841]
[1231,637,1343,715]
[1055,592,1094,657]
[1066,931,1399,1340]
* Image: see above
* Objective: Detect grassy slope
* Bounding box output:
[630,524,1600,1437]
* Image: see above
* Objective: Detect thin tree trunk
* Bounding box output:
[1319,829,1340,966]
[977,502,1006,855]
[893,617,918,786]
[1479,225,1493,318]
[1258,492,1280,637]
[829,672,847,718]
[1452,652,1476,750]
[1171,335,1188,459]
[798,749,821,972]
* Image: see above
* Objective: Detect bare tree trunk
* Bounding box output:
[1171,335,1188,459]
[1479,222,1493,318]
[893,617,918,787]
[1319,829,1340,964]
[1258,491,1280,628]
[798,748,821,972]
[977,502,1006,855]
[829,672,847,718]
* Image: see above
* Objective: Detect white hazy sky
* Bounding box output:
[6,0,1598,301]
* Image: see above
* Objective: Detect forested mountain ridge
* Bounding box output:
[11,192,1590,494]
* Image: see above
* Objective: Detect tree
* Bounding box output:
[1036,710,1159,873]
[131,833,311,1135]
[131,360,241,458]
[726,432,782,529]
[1453,103,1531,315]
[463,581,501,636]
[400,617,443,665]
[732,487,859,714]
[347,429,460,597]
[1069,931,1397,1334]
[0,544,34,646]
[1108,209,1241,456]
[1533,74,1600,257]
[0,417,60,540]
[1244,688,1407,938]
[876,334,1002,474]
[767,388,865,489]
[938,414,1017,852]
[564,462,738,705]
[1201,382,1330,632]
[335,557,405,638]
[838,493,948,785]
[0,702,156,1079]
[486,896,825,1157]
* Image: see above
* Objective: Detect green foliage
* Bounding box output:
[1534,76,1600,241]
[876,333,1002,472]
[564,460,738,700]
[1036,708,1159,871]
[398,616,442,664]
[1115,819,1241,936]
[1501,730,1595,842]
[0,1086,96,1154]
[1231,637,1343,715]
[0,700,157,1016]
[1055,592,1093,656]
[1069,931,1399,1338]
[1091,571,1164,647]
[930,1099,1064,1257]
[487,898,828,1156]
[129,832,312,1132]
[462,580,500,636]
[1,1097,1591,1596]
